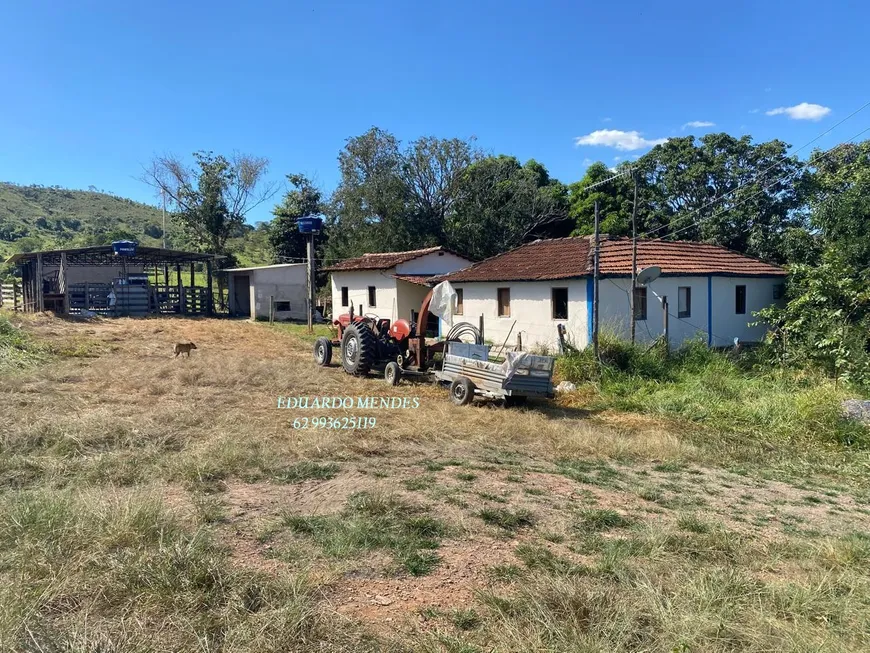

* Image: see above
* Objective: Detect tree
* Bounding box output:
[568,162,636,236]
[269,174,325,263]
[758,252,870,389]
[805,140,870,269]
[142,151,277,255]
[445,156,570,260]
[326,128,480,261]
[633,134,806,261]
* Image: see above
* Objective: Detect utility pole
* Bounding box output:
[593,200,600,361]
[307,230,316,334]
[629,171,639,343]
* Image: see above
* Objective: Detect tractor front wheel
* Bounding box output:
[384,361,401,386]
[314,337,333,366]
[340,323,376,376]
[449,377,475,406]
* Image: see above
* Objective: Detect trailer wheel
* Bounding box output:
[449,377,475,406]
[341,323,376,376]
[384,361,401,386]
[314,337,333,366]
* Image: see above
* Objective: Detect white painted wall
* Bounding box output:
[330,270,398,321]
[594,274,783,348]
[451,280,590,352]
[710,276,783,347]
[396,279,430,324]
[395,251,472,275]
[452,274,784,351]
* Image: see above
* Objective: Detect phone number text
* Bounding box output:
[291,416,377,430]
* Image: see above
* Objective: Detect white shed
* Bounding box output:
[324,246,473,334]
[225,263,308,320]
[440,236,787,351]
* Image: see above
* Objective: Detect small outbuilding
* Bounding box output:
[224,263,308,320]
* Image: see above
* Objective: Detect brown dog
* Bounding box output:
[173,342,197,358]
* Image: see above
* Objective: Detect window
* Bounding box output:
[633,287,647,321]
[455,288,464,315]
[773,283,784,300]
[735,285,746,315]
[341,287,349,307]
[367,286,377,307]
[275,301,291,312]
[678,286,691,318]
[551,287,568,320]
[497,288,510,317]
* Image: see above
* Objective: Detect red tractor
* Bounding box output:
[313,290,446,385]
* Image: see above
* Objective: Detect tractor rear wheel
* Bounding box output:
[341,323,376,376]
[384,361,401,386]
[314,337,332,366]
[449,377,475,406]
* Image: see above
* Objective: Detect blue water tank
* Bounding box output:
[112,240,138,256]
[297,217,323,234]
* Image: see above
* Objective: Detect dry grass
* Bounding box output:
[1,311,869,651]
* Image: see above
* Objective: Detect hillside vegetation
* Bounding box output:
[0,182,167,253]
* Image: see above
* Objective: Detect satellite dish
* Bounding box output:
[636,266,661,287]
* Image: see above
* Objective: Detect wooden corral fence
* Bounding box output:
[1,282,22,311]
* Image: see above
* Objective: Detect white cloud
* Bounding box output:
[682,120,715,130]
[574,129,668,151]
[765,102,831,121]
[581,158,594,166]
[613,155,623,161]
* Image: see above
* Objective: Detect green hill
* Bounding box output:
[0,182,166,255]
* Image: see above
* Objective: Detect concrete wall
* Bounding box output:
[330,270,398,321]
[250,265,308,320]
[395,251,472,275]
[451,280,590,352]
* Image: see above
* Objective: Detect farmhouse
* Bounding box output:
[440,236,787,351]
[324,246,472,333]
[224,263,308,320]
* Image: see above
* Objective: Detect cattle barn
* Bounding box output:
[4,243,222,317]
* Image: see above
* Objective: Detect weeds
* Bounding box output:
[478,507,535,532]
[279,492,446,576]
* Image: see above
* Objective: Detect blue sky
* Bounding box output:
[1,0,867,224]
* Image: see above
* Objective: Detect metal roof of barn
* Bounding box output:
[6,245,223,267]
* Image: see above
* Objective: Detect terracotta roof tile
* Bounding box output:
[442,236,785,283]
[323,246,453,272]
[393,274,432,286]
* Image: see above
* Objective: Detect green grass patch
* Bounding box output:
[478,507,535,532]
[280,492,446,576]
[576,508,634,532]
[273,461,339,484]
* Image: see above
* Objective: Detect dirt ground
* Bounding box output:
[3,313,869,642]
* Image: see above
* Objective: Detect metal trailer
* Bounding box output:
[434,343,555,407]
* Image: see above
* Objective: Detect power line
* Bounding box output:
[660,124,870,242]
[640,99,870,239]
